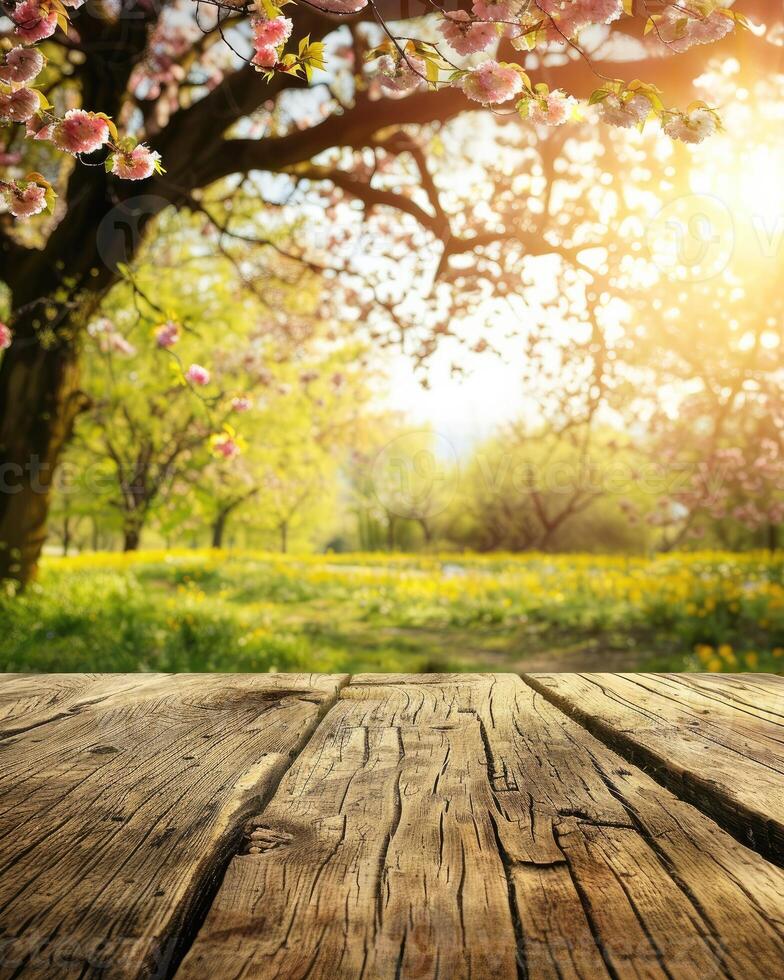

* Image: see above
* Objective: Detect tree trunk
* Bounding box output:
[212,509,229,549]
[62,517,72,557]
[123,526,141,552]
[0,325,89,584]
[0,161,167,585]
[386,514,396,551]
[767,522,779,552]
[280,520,288,554]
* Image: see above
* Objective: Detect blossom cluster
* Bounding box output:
[674,441,784,529]
[435,0,623,56]
[1,1,164,220]
[251,14,293,70]
[653,4,735,53]
[363,0,740,140]
[0,0,750,222]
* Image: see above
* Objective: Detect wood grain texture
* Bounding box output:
[179,674,784,980]
[657,672,784,719]
[0,673,163,736]
[525,672,784,861]
[0,673,346,979]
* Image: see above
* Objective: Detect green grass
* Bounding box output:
[1,549,782,674]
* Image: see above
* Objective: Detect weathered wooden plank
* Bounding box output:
[525,672,784,861]
[180,674,784,979]
[0,673,163,736]
[178,676,521,980]
[657,672,784,721]
[0,673,346,979]
[485,676,784,979]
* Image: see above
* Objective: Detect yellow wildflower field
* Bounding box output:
[1,549,781,674]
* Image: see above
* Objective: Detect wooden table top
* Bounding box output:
[1,672,782,979]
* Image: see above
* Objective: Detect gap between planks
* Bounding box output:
[522,672,784,866]
[160,674,352,980]
[0,674,350,980]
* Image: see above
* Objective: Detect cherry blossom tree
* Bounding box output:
[514,67,784,550]
[0,0,775,583]
[629,274,784,550]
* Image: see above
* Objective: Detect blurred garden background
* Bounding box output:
[1,3,781,675]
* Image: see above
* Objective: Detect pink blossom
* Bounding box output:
[211,434,241,460]
[13,1,57,44]
[26,116,53,140]
[528,90,576,125]
[439,11,497,56]
[538,0,622,37]
[2,180,47,218]
[110,144,160,180]
[186,363,210,386]
[656,6,734,53]
[376,54,426,97]
[458,60,524,105]
[0,47,44,85]
[598,93,651,128]
[53,109,110,155]
[474,0,538,42]
[250,14,292,70]
[155,320,181,349]
[231,395,252,413]
[0,323,12,351]
[306,0,367,11]
[251,46,278,70]
[472,0,524,21]
[663,108,718,143]
[0,87,40,123]
[252,15,292,49]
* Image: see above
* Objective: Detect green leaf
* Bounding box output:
[259,0,282,19]
[589,88,611,105]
